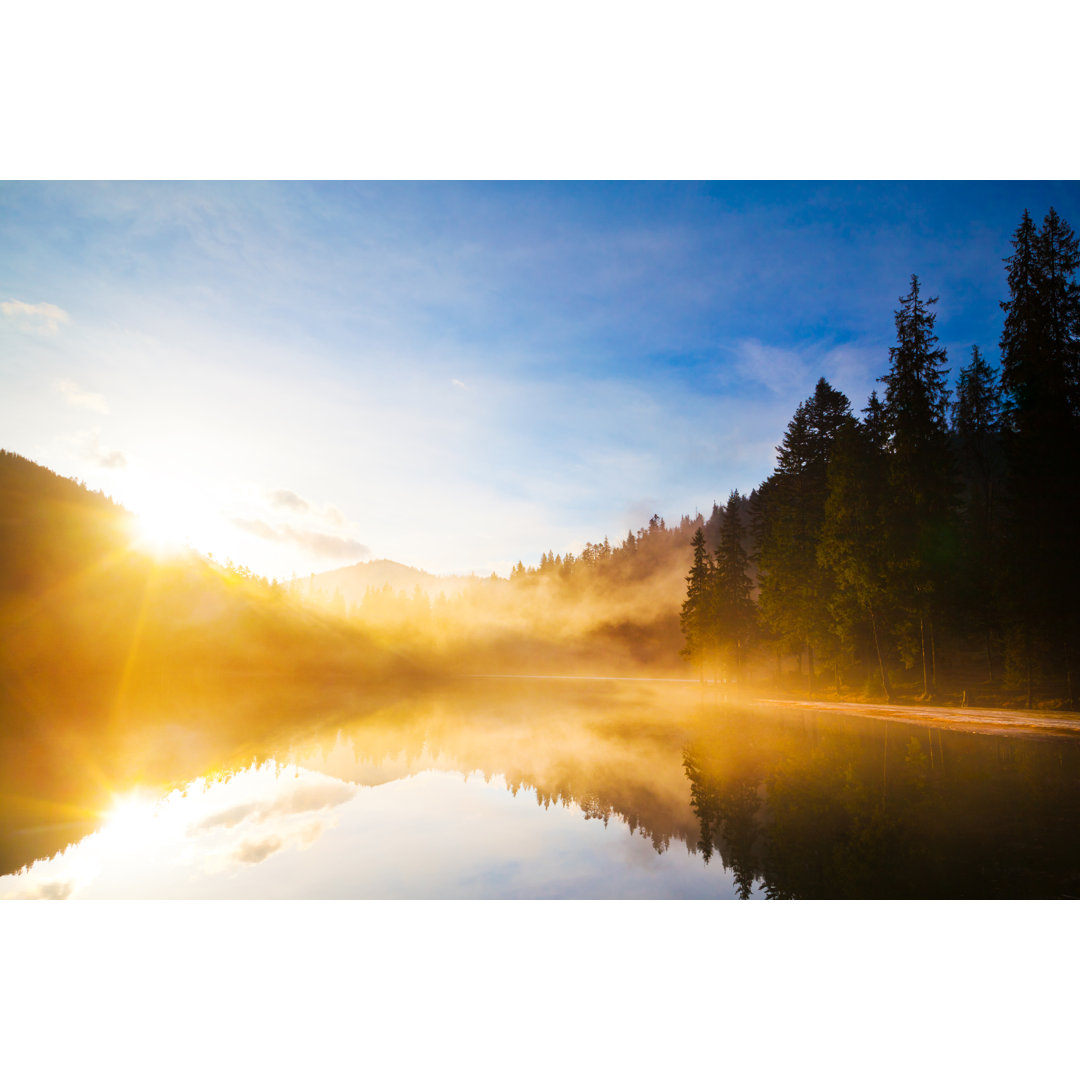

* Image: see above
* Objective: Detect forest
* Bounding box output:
[680,207,1080,708]
[320,206,1080,710]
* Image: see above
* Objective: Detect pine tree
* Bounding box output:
[714,491,756,683]
[951,345,1004,679]
[999,207,1080,705]
[757,378,855,694]
[680,527,715,674]
[953,346,1000,447]
[819,403,896,702]
[880,274,956,698]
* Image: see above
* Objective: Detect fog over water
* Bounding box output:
[6,679,1080,899]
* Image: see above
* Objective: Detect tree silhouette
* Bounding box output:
[880,274,956,699]
[679,527,715,675]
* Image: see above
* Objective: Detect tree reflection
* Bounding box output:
[684,710,1080,899]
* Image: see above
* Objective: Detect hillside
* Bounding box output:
[303,558,476,607]
[0,451,424,866]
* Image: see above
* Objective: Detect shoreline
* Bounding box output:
[757,697,1080,738]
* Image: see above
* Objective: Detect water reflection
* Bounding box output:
[684,710,1080,898]
[3,680,1080,898]
[1,760,744,900]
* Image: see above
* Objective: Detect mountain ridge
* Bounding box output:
[303,558,477,606]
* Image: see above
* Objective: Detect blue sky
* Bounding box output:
[2,181,1078,578]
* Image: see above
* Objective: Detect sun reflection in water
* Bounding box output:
[103,790,161,848]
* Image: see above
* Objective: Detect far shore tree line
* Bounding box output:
[681,208,1080,707]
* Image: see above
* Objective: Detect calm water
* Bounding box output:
[4,679,1080,898]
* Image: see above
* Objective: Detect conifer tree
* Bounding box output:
[951,345,1004,678]
[714,491,755,683]
[953,346,1001,451]
[680,527,715,674]
[999,207,1080,704]
[819,400,896,702]
[880,274,956,698]
[757,378,854,694]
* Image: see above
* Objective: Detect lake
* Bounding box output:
[4,678,1080,898]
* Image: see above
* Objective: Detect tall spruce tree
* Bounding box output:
[951,345,1004,680]
[680,527,715,675]
[714,491,755,683]
[880,274,956,698]
[757,378,854,694]
[999,207,1080,705]
[819,395,896,702]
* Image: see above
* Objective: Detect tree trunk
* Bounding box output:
[919,613,930,700]
[869,602,893,703]
[1064,633,1075,709]
[807,641,815,699]
[929,614,938,697]
[1025,625,1034,709]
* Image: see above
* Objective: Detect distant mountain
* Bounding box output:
[303,558,477,607]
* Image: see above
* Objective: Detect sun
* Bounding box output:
[115,469,261,571]
[103,790,161,847]
[131,500,193,556]
[123,475,216,559]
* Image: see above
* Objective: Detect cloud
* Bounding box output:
[56,378,109,414]
[283,527,370,561]
[184,770,354,872]
[188,801,262,832]
[188,779,355,835]
[2,298,70,335]
[80,429,127,469]
[14,878,76,900]
[451,378,467,389]
[232,518,370,562]
[232,517,282,542]
[233,835,284,864]
[731,339,814,397]
[265,781,356,817]
[820,344,881,406]
[267,489,345,527]
[227,820,326,866]
[268,489,310,513]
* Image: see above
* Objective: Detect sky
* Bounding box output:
[3,180,1079,579]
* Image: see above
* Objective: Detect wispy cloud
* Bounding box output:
[451,378,467,389]
[226,819,326,866]
[282,527,370,562]
[268,489,309,513]
[232,518,370,562]
[265,489,347,528]
[232,835,285,865]
[184,769,357,871]
[12,878,76,900]
[56,378,109,414]
[188,778,357,835]
[80,429,127,469]
[2,298,70,335]
[730,339,815,397]
[232,517,280,542]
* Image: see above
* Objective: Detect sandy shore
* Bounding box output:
[757,697,1080,738]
